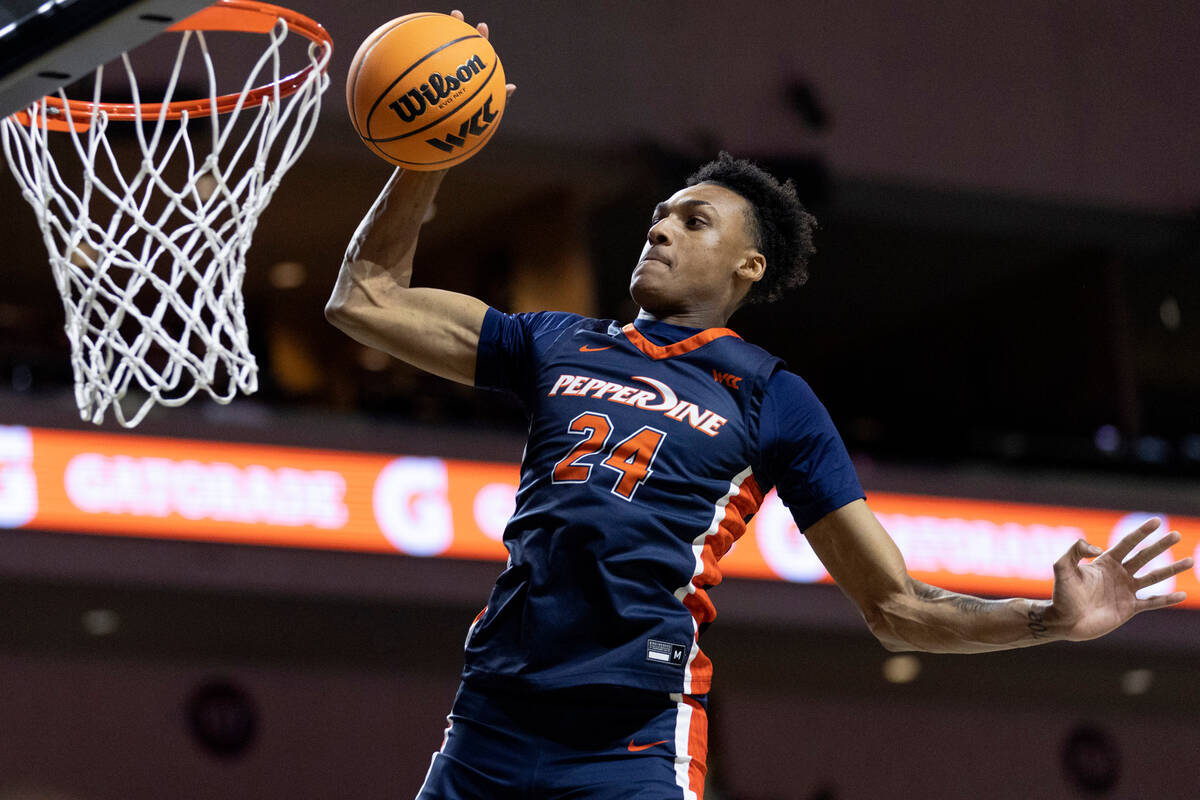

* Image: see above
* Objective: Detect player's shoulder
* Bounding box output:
[491,309,620,356]
[709,332,787,386]
[725,332,782,362]
[765,367,813,394]
[503,309,605,338]
[760,367,831,423]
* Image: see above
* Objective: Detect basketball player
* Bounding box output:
[326,12,1193,799]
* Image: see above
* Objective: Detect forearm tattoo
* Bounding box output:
[951,594,989,613]
[910,581,1053,647]
[913,581,945,601]
[1026,606,1050,639]
[913,581,989,613]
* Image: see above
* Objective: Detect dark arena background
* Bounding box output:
[1,2,1199,798]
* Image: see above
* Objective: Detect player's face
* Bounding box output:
[630,183,761,321]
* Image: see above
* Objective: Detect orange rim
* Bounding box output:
[16,0,331,129]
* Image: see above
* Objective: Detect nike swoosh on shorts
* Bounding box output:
[627,738,669,752]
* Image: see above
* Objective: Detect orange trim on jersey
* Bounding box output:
[683,473,765,692]
[684,695,709,800]
[681,594,713,688]
[621,323,741,360]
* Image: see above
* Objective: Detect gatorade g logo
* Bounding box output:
[373,457,454,556]
[425,95,499,153]
[388,54,487,123]
[0,426,37,528]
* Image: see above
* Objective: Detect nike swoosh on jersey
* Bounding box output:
[579,345,615,352]
[627,738,670,752]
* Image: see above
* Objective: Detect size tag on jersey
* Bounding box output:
[646,639,687,666]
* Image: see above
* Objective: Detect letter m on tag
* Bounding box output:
[425,96,499,153]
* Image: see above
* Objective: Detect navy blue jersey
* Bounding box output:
[468,310,864,694]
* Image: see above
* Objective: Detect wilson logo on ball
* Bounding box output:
[388,54,486,123]
[425,95,499,153]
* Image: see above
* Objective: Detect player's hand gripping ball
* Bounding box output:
[346,12,507,169]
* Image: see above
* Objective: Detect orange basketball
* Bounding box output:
[346,12,507,170]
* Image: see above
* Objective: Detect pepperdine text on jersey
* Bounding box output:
[547,374,729,437]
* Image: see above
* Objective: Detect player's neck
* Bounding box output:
[635,309,731,330]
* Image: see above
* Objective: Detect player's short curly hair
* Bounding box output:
[686,152,817,305]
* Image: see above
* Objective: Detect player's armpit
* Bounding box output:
[325,283,487,386]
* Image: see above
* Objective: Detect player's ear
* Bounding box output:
[736,250,765,283]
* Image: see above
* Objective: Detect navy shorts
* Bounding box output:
[415,680,708,800]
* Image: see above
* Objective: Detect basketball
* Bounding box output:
[346,12,507,170]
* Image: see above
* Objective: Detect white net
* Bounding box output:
[0,12,331,427]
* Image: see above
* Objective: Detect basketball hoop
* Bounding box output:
[0,0,332,427]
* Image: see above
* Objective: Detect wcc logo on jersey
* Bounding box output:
[712,370,742,389]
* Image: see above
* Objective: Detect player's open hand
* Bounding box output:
[450,9,516,99]
[1046,517,1193,641]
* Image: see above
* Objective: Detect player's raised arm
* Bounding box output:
[325,166,488,385]
[804,499,1193,653]
[326,10,515,386]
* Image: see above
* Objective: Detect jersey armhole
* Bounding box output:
[746,361,786,493]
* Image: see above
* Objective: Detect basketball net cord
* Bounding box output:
[1,18,331,427]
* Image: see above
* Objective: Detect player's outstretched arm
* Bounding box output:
[325,10,514,386]
[804,500,1193,653]
[325,166,488,386]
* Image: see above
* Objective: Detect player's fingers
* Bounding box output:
[1123,529,1182,573]
[505,83,516,99]
[449,11,489,41]
[1135,591,1187,613]
[1054,538,1103,577]
[1106,517,1162,562]
[1134,557,1195,590]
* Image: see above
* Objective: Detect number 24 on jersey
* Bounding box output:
[551,412,666,501]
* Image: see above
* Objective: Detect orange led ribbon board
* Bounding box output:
[1,425,1197,605]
